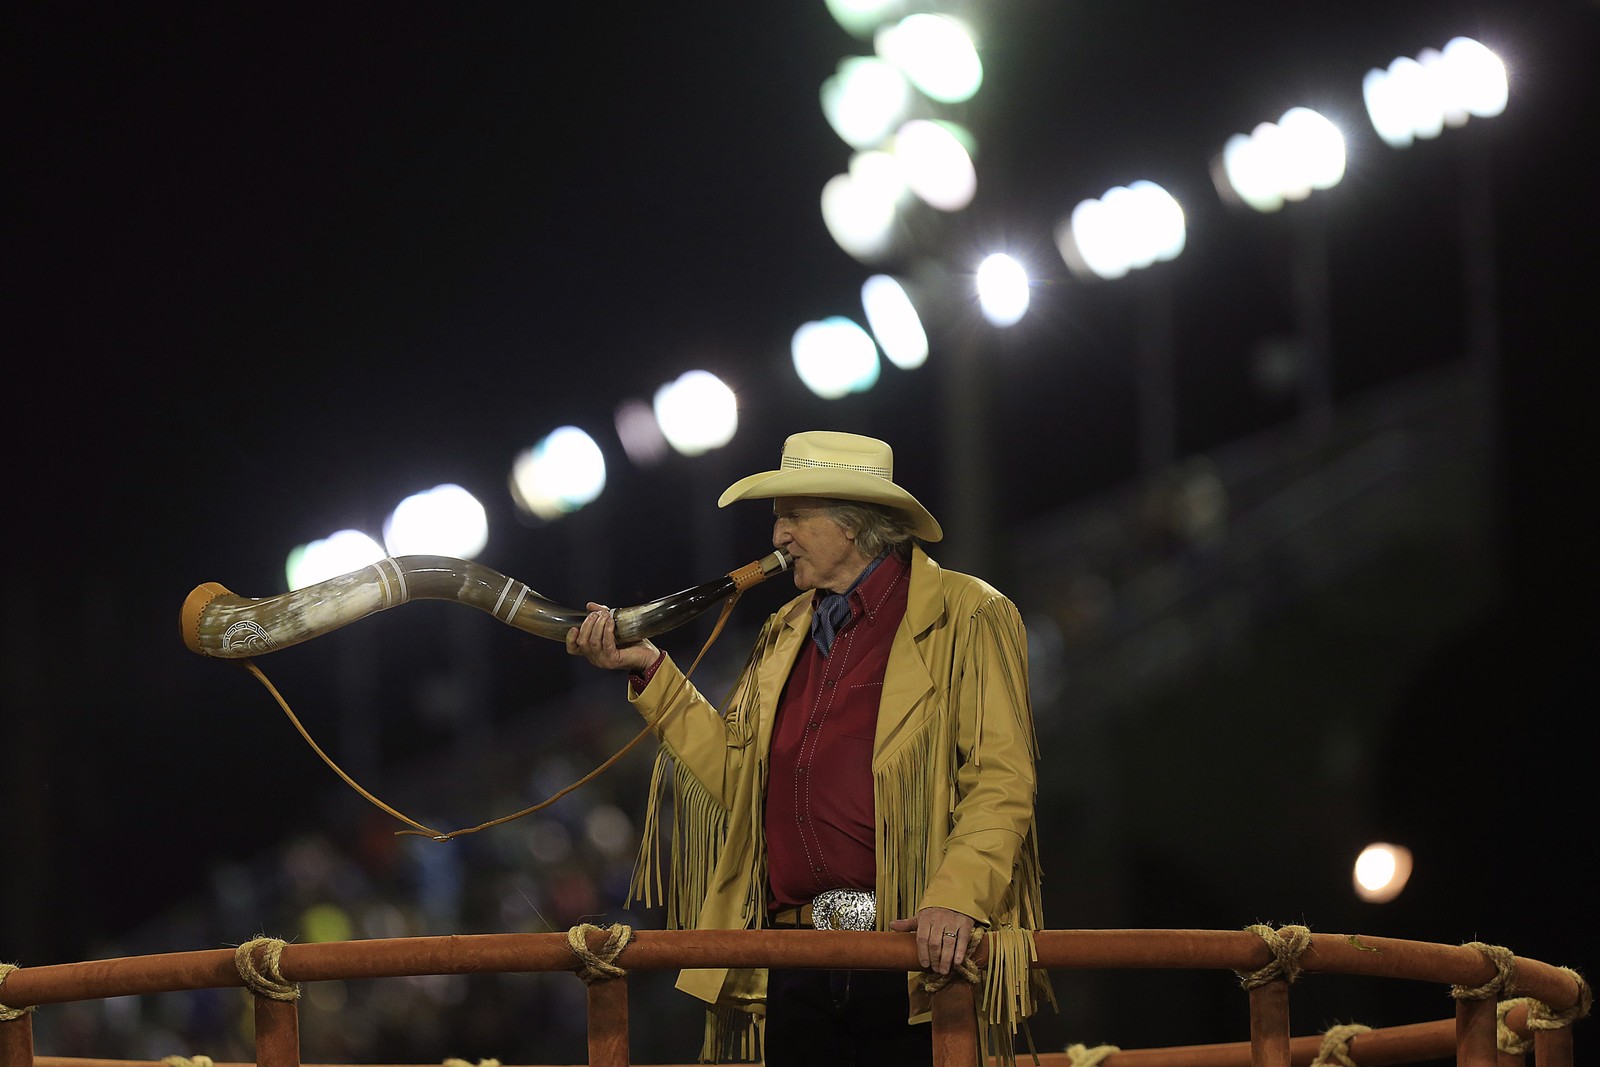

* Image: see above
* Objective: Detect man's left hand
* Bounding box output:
[889,907,976,975]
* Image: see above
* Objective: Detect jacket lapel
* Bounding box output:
[873,547,943,764]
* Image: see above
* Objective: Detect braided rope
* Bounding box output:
[1064,1043,1121,1067]
[160,1057,215,1067]
[1236,924,1313,989]
[0,962,34,1022]
[566,923,634,984]
[1497,1000,1538,1055]
[234,937,300,1001]
[1310,1023,1372,1067]
[1502,966,1593,1036]
[1451,942,1517,1000]
[442,1059,502,1067]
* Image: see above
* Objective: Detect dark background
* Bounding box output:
[6,0,1596,1059]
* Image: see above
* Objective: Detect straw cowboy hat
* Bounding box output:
[718,430,943,542]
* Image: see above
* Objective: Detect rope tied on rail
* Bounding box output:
[1309,1023,1372,1067]
[918,924,984,994]
[1451,941,1517,1000]
[442,1059,502,1067]
[1497,966,1593,1042]
[566,922,634,984]
[1064,1042,1121,1067]
[0,962,35,1021]
[234,937,299,1001]
[1236,924,1313,988]
[160,1057,215,1067]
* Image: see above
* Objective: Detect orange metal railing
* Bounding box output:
[1,927,1588,1067]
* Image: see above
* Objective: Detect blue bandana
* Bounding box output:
[810,554,884,657]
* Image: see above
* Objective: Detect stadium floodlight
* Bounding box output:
[653,370,738,455]
[821,149,907,262]
[976,253,1029,328]
[383,483,489,559]
[1217,107,1346,213]
[874,13,983,104]
[821,55,913,151]
[894,119,977,212]
[510,426,607,522]
[286,529,385,591]
[861,274,928,370]
[792,316,881,398]
[1056,180,1186,280]
[1363,36,1508,148]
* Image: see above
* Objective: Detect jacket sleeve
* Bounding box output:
[627,636,764,813]
[917,594,1040,924]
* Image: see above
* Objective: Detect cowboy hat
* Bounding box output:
[718,430,943,541]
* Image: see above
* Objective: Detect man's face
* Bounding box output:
[771,496,871,593]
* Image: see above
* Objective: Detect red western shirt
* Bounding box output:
[765,552,910,909]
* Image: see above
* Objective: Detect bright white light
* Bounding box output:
[653,370,738,455]
[286,529,385,591]
[1353,842,1414,903]
[510,426,607,521]
[792,317,881,398]
[861,274,928,369]
[820,150,906,262]
[1218,109,1345,213]
[894,119,977,211]
[824,0,901,39]
[613,398,669,467]
[975,253,1029,327]
[1364,37,1507,148]
[1059,180,1186,280]
[383,483,489,559]
[821,56,912,150]
[875,13,983,104]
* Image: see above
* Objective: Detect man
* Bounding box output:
[568,430,1047,1065]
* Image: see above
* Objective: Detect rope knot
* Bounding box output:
[566,923,634,984]
[234,937,300,1001]
[1236,924,1313,989]
[918,925,984,993]
[1310,1023,1372,1067]
[160,1058,216,1067]
[1451,942,1517,1000]
[0,962,35,1022]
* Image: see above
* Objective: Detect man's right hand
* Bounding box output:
[566,603,661,674]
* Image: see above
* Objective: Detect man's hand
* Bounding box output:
[889,906,976,975]
[565,603,660,674]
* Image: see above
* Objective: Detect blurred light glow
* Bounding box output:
[614,398,669,467]
[1353,842,1414,903]
[1364,37,1507,148]
[875,13,983,103]
[792,316,881,398]
[824,0,901,39]
[894,119,977,211]
[975,253,1029,327]
[286,529,385,591]
[1057,180,1186,280]
[510,426,607,521]
[653,369,738,455]
[383,483,489,559]
[1218,108,1346,212]
[821,56,912,150]
[861,274,928,369]
[820,150,906,261]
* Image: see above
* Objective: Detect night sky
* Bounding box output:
[7,0,1597,1048]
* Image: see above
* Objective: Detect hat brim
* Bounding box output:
[718,468,943,542]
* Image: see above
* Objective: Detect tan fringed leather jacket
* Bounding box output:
[627,544,1048,1060]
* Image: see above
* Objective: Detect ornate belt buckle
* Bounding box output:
[811,888,876,931]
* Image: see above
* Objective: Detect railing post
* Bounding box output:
[1456,996,1497,1067]
[254,994,302,1067]
[586,973,632,1067]
[1247,981,1291,1067]
[1533,1024,1574,1067]
[930,978,977,1067]
[0,1013,34,1067]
